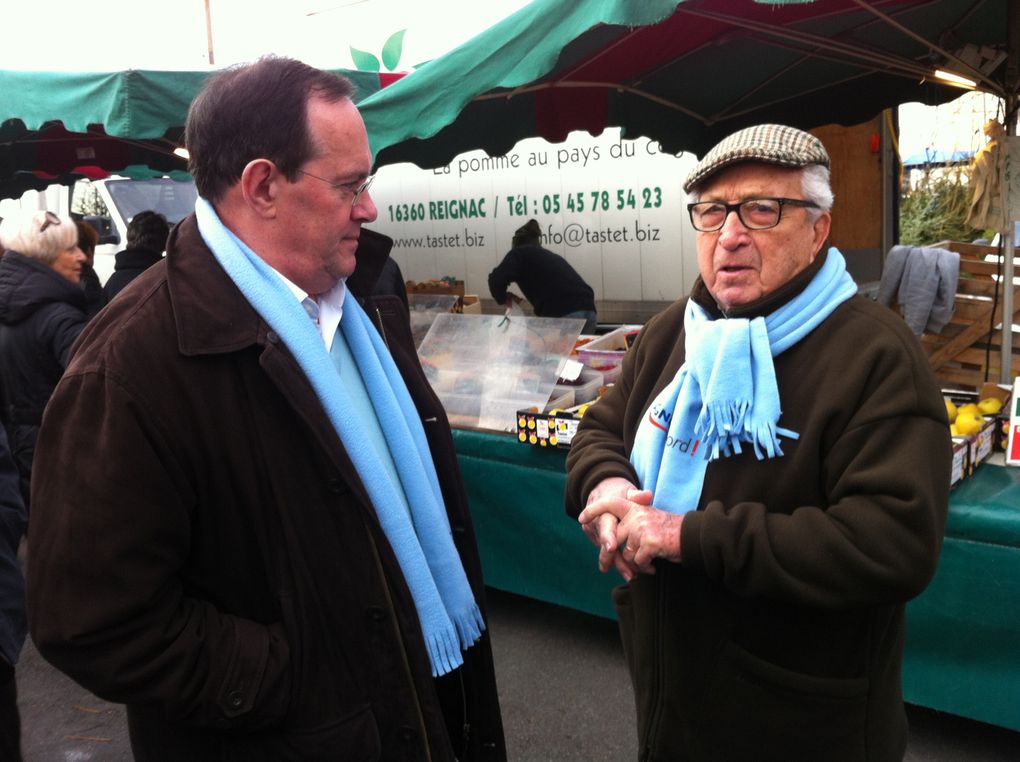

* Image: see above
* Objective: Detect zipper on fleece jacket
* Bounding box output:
[371,303,389,347]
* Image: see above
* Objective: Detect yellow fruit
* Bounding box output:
[949,423,960,437]
[954,412,984,436]
[944,399,957,424]
[957,403,981,418]
[978,397,1003,415]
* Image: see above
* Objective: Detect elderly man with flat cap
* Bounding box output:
[566,124,950,762]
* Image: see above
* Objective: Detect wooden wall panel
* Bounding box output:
[812,117,884,250]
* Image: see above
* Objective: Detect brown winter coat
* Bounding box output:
[27,217,504,761]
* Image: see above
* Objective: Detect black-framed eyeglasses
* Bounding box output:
[296,169,375,205]
[39,210,61,233]
[686,197,819,232]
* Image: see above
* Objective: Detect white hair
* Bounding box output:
[800,164,834,219]
[0,210,78,265]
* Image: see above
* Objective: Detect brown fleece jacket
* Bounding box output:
[565,252,951,762]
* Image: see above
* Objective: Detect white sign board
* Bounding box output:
[371,128,699,303]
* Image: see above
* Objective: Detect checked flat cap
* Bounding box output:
[684,124,830,193]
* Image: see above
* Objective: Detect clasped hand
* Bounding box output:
[577,477,683,582]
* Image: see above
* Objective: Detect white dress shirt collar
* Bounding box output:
[272,268,347,351]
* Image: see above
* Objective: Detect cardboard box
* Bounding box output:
[516,398,600,448]
[950,436,969,488]
[462,295,482,314]
[968,417,997,473]
[516,409,581,448]
[406,279,465,310]
[945,383,1012,452]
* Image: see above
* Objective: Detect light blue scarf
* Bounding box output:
[630,248,858,515]
[195,199,482,676]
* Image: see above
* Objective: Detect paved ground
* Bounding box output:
[15,587,1020,761]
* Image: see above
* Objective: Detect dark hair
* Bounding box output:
[512,219,542,248]
[184,56,356,202]
[75,219,99,256]
[127,211,170,252]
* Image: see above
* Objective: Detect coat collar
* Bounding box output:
[345,227,394,297]
[165,214,263,356]
[166,215,396,357]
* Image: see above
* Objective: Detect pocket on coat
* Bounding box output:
[694,642,868,762]
[222,703,381,762]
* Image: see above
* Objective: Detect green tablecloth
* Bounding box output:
[453,428,1020,732]
[902,463,1020,732]
[454,429,617,619]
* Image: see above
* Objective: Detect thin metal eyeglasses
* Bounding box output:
[687,197,819,232]
[39,210,61,233]
[296,169,375,205]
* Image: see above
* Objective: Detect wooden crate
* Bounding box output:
[405,279,465,310]
[918,241,1020,391]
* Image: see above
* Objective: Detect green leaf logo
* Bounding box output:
[381,29,406,71]
[350,47,380,72]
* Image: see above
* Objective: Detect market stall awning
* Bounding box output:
[0,67,389,199]
[359,0,1013,169]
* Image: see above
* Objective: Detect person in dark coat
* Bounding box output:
[488,218,598,332]
[75,219,107,319]
[27,56,505,761]
[0,211,88,510]
[103,210,169,301]
[355,227,410,312]
[0,425,27,762]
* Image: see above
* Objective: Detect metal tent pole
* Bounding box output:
[1003,115,1015,385]
[1001,4,1019,384]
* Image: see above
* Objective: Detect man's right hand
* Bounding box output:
[504,292,522,308]
[579,477,653,581]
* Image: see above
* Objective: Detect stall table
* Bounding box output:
[453,428,1020,733]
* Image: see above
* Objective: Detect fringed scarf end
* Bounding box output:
[747,421,800,460]
[427,627,465,678]
[452,603,486,648]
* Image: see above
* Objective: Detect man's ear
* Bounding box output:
[810,211,832,259]
[239,159,279,218]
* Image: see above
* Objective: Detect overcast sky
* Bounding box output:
[0,0,532,71]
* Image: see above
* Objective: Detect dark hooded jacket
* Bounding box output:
[28,217,505,761]
[0,251,87,508]
[0,424,26,676]
[79,264,107,320]
[488,245,595,317]
[103,246,164,301]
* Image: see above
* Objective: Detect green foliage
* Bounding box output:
[899,174,988,246]
[70,181,108,217]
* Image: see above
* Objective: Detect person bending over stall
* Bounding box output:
[488,218,598,333]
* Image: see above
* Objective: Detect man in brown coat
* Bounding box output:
[28,56,504,761]
[567,125,950,761]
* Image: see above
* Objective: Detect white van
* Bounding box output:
[71,177,198,282]
[1,176,197,283]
